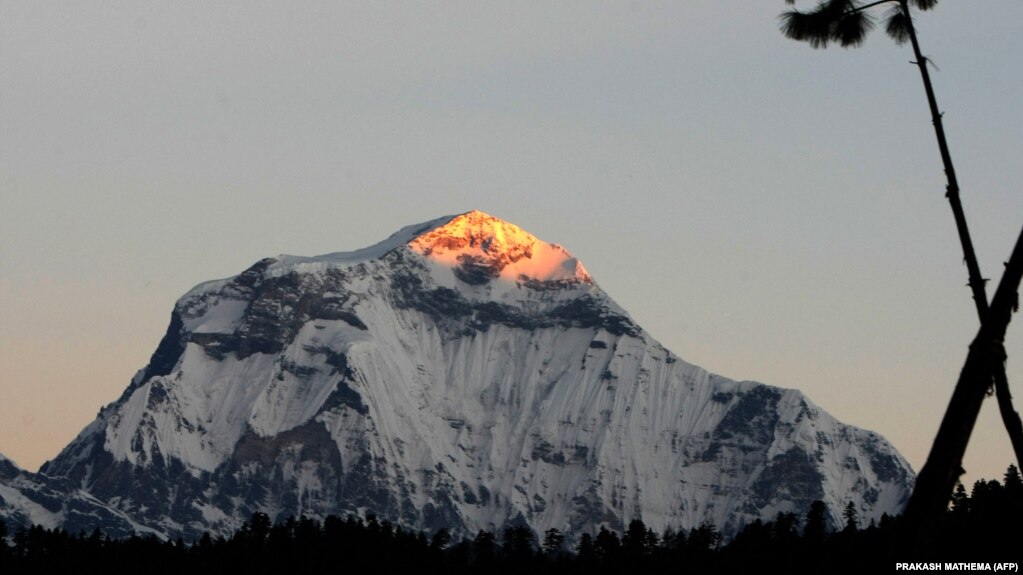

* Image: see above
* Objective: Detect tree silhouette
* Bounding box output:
[686,524,721,553]
[803,500,828,544]
[780,0,1023,544]
[950,482,970,519]
[1004,464,1023,493]
[501,525,536,562]
[6,489,1023,572]
[472,529,496,564]
[772,511,800,545]
[575,532,596,564]
[842,501,859,533]
[780,0,1023,470]
[542,528,564,556]
[593,526,621,562]
[904,229,1023,547]
[429,526,451,552]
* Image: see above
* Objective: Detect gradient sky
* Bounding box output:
[2,2,1021,490]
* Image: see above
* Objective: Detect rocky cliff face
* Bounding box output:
[15,211,911,540]
[0,452,155,537]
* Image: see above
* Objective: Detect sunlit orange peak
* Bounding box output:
[408,210,592,284]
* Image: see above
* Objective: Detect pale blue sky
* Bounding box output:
[2,1,1021,488]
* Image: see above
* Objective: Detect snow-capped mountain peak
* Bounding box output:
[11,211,913,543]
[408,210,592,285]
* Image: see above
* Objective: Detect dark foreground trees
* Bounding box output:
[3,466,1021,574]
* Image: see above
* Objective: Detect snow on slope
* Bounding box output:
[0,451,159,537]
[37,210,914,541]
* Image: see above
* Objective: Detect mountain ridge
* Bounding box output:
[4,210,913,541]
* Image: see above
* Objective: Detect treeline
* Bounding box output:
[2,466,1020,574]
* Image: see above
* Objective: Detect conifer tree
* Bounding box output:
[501,526,535,561]
[623,519,653,557]
[472,529,496,564]
[245,511,272,544]
[660,526,686,555]
[594,526,621,562]
[575,532,595,563]
[950,482,970,517]
[772,511,800,544]
[1003,464,1022,492]
[804,500,828,544]
[429,527,451,551]
[687,524,720,552]
[842,501,859,533]
[542,528,564,556]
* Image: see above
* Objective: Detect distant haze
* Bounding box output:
[1,1,1021,491]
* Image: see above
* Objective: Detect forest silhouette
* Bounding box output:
[2,465,1020,574]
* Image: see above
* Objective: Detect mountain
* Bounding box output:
[14,210,912,541]
[0,452,155,537]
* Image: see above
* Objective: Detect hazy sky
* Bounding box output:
[2,2,1021,489]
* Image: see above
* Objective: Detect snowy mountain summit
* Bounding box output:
[408,210,592,285]
[11,210,913,540]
